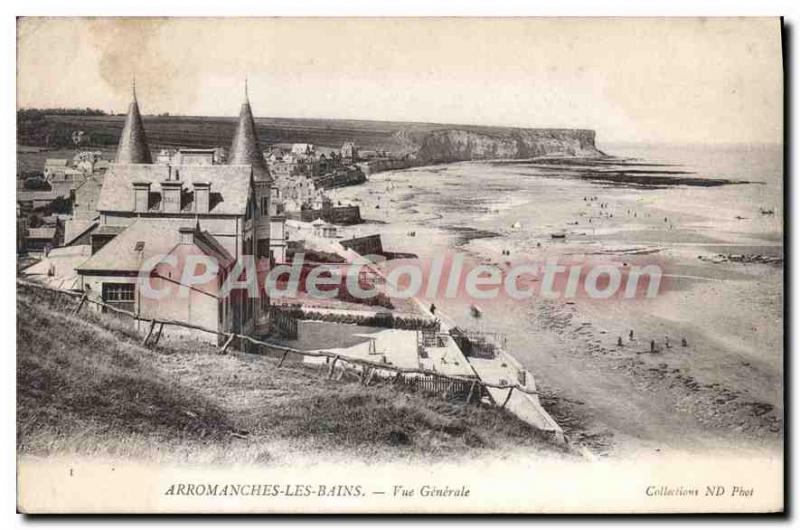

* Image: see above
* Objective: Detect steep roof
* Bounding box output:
[191,230,235,269]
[76,218,232,273]
[97,163,252,216]
[228,96,270,182]
[63,220,99,247]
[75,173,103,193]
[22,244,92,291]
[115,94,152,164]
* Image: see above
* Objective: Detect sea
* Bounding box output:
[337,141,784,453]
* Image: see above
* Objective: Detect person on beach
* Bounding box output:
[682,337,688,347]
[665,336,671,348]
[617,336,623,347]
[429,303,436,315]
[629,330,634,341]
[650,340,656,353]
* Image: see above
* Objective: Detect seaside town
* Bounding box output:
[13,16,786,517]
[16,85,565,444]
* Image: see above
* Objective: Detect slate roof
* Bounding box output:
[229,98,271,182]
[93,224,127,237]
[22,245,92,289]
[192,230,236,269]
[75,174,103,192]
[97,163,252,216]
[115,96,152,164]
[63,220,99,247]
[76,218,233,273]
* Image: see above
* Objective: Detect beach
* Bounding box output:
[332,143,784,458]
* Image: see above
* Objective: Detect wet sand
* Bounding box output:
[332,151,783,459]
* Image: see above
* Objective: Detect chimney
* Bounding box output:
[178,226,195,245]
[132,181,151,212]
[193,182,210,213]
[161,180,182,213]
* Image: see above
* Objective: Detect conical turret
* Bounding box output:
[229,82,270,181]
[115,82,152,164]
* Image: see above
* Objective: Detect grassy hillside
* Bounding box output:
[16,146,117,174]
[20,114,449,152]
[22,113,594,153]
[17,284,570,463]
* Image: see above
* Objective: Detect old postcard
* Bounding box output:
[15,17,784,513]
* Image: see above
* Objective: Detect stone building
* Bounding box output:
[156,147,227,166]
[76,87,274,339]
[291,143,315,156]
[341,141,358,162]
[72,174,104,220]
[269,186,287,263]
[25,227,59,255]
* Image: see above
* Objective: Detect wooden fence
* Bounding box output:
[17,279,543,408]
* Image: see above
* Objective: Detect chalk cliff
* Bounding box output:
[398,128,603,164]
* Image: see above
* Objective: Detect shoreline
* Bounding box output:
[332,153,783,459]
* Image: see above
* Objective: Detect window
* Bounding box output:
[102,282,135,314]
[257,239,270,259]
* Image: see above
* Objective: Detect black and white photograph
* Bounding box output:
[13,15,785,514]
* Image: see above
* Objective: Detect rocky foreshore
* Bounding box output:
[699,253,783,266]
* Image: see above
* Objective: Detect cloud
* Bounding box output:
[18,17,783,144]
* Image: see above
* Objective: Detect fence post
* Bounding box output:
[362,367,375,386]
[327,355,339,379]
[152,322,165,346]
[500,387,514,409]
[219,334,235,355]
[141,320,156,346]
[72,291,88,315]
[277,349,290,368]
[465,380,477,404]
[442,381,454,400]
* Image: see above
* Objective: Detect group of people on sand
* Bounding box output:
[582,195,678,231]
[616,329,688,353]
[582,196,618,223]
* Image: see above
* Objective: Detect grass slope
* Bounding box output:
[27,114,586,153]
[17,284,569,463]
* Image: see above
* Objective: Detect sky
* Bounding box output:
[16,17,783,145]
